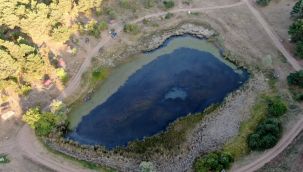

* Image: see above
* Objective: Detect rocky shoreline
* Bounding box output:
[45,23,262,172]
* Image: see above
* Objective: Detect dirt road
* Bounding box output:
[58,1,245,101]
[244,0,301,71]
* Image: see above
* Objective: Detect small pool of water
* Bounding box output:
[67,36,249,149]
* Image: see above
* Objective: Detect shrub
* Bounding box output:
[256,0,271,6]
[194,151,234,172]
[22,107,65,136]
[287,70,303,88]
[56,68,68,84]
[0,154,9,164]
[163,1,175,9]
[247,118,282,150]
[266,97,287,117]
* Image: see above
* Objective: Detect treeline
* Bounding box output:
[0,26,46,95]
[0,0,103,43]
[289,0,303,58]
[0,0,104,95]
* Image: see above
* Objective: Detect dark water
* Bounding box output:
[68,47,249,148]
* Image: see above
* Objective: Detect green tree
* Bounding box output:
[291,0,303,18]
[287,70,303,87]
[163,1,175,9]
[289,19,303,42]
[266,97,287,117]
[256,0,271,6]
[22,107,42,129]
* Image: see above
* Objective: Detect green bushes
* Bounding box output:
[256,0,271,6]
[0,154,9,164]
[288,70,303,88]
[84,20,108,38]
[194,152,234,172]
[247,118,282,150]
[247,96,287,150]
[22,107,66,136]
[289,1,303,59]
[56,68,68,84]
[163,1,175,9]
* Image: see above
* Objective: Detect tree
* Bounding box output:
[49,99,66,114]
[247,118,282,150]
[22,107,42,129]
[56,68,68,84]
[266,97,287,117]
[163,1,175,9]
[256,0,271,6]
[291,0,303,18]
[287,70,303,87]
[194,152,234,172]
[289,19,303,42]
[124,23,140,34]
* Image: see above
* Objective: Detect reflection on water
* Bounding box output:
[68,44,249,148]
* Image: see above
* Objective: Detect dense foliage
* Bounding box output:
[22,107,65,136]
[247,118,282,150]
[163,1,175,9]
[247,97,287,150]
[0,26,46,94]
[289,1,303,58]
[256,0,271,6]
[288,70,303,88]
[0,0,103,43]
[291,0,303,18]
[194,152,234,172]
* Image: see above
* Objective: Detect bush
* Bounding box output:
[266,97,287,117]
[287,70,303,88]
[0,154,9,164]
[23,107,65,136]
[163,1,175,9]
[56,68,68,84]
[247,118,282,150]
[194,151,234,172]
[256,0,271,6]
[124,23,140,34]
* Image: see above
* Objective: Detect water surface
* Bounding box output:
[68,36,248,148]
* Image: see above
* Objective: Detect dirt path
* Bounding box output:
[231,1,303,171]
[58,1,244,101]
[243,0,301,71]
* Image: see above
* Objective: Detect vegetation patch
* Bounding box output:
[194,95,287,172]
[289,0,303,58]
[194,151,234,172]
[0,154,9,164]
[287,70,303,101]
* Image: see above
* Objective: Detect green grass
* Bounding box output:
[123,105,219,158]
[223,95,268,158]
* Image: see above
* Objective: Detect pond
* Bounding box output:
[67,36,249,149]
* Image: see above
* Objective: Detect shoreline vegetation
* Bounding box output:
[23,22,278,171]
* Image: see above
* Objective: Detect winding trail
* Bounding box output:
[11,0,303,172]
[58,1,244,101]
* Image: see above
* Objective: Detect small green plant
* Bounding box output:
[256,0,271,6]
[163,0,175,9]
[92,68,109,83]
[0,154,9,164]
[194,151,234,172]
[56,68,68,84]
